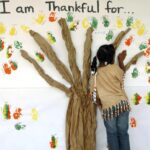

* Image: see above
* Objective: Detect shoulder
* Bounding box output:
[108,64,124,76]
[110,64,122,71]
[97,64,123,74]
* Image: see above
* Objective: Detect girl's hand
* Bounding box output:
[118,50,127,62]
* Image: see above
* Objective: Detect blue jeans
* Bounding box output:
[104,111,130,150]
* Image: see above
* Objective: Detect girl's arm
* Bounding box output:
[118,51,144,72]
[117,50,127,72]
[125,51,144,71]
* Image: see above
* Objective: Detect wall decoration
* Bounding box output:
[0,1,149,150]
[0,22,6,34]
[20,25,30,33]
[6,45,13,59]
[9,26,17,36]
[137,24,146,36]
[145,62,150,73]
[31,108,39,121]
[3,63,11,74]
[13,108,22,119]
[126,16,134,27]
[47,32,56,44]
[0,103,40,121]
[131,19,142,29]
[102,16,110,27]
[131,67,139,78]
[105,30,114,41]
[15,122,26,130]
[35,12,46,25]
[131,93,142,105]
[144,47,150,57]
[66,12,74,22]
[145,92,150,104]
[49,11,57,22]
[148,39,150,45]
[20,17,143,150]
[139,42,148,50]
[9,61,18,71]
[0,38,5,51]
[69,21,79,31]
[130,117,137,128]
[49,135,58,149]
[35,52,45,62]
[116,17,123,28]
[14,41,23,49]
[66,12,79,31]
[125,36,133,46]
[2,103,11,119]
[90,17,98,29]
[82,18,90,29]
[20,19,95,150]
[148,77,150,83]
[3,61,18,74]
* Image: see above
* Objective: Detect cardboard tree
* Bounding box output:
[20,18,144,150]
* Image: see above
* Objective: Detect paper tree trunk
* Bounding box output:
[20,18,144,150]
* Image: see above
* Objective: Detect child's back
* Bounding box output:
[91,64,130,120]
[91,44,130,150]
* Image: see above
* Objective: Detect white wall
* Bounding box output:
[0,0,149,150]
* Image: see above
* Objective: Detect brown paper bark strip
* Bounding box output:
[58,18,81,86]
[29,30,73,85]
[20,49,70,94]
[113,28,131,50]
[82,27,93,93]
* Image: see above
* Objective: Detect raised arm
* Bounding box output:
[125,51,144,71]
[117,50,127,72]
[117,50,144,72]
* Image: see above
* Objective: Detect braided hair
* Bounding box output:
[91,44,115,74]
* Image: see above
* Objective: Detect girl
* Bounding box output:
[90,44,130,150]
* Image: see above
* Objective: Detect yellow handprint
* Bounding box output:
[0,23,6,34]
[116,17,123,29]
[21,25,30,33]
[35,12,46,25]
[9,26,17,36]
[31,108,38,121]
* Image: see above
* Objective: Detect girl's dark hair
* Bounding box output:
[91,44,115,74]
[91,56,97,73]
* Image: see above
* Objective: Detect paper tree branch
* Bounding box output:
[82,27,93,93]
[29,30,73,85]
[125,51,144,71]
[20,19,96,150]
[20,49,70,95]
[113,28,131,49]
[58,18,81,86]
